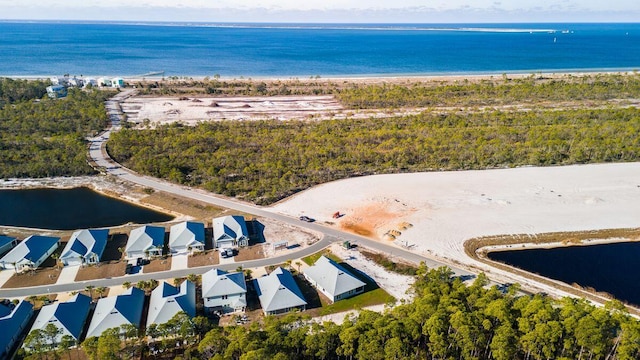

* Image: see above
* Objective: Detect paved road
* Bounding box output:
[0,90,474,298]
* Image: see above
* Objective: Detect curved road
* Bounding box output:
[0,90,473,298]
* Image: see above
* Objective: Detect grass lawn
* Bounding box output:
[302,250,342,266]
[319,288,396,315]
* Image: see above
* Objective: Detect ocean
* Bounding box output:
[0,21,639,77]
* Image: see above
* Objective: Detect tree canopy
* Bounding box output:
[0,81,112,179]
[108,107,640,204]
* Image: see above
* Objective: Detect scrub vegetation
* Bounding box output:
[0,78,112,178]
[108,106,640,205]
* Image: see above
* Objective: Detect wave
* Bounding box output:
[0,20,558,33]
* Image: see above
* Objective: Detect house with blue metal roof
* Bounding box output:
[26,293,91,347]
[304,256,366,303]
[85,287,145,339]
[169,221,205,254]
[147,280,196,328]
[212,216,250,249]
[0,236,18,257]
[60,229,109,266]
[202,269,247,313]
[0,235,60,273]
[125,225,165,259]
[254,267,307,315]
[0,300,33,359]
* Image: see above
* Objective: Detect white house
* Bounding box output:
[304,256,366,303]
[0,300,33,359]
[60,229,109,266]
[85,287,145,339]
[147,281,196,328]
[111,78,125,88]
[0,236,60,273]
[169,221,205,254]
[83,78,98,88]
[212,216,250,249]
[46,85,67,99]
[97,77,112,87]
[201,269,247,313]
[26,293,91,347]
[254,267,307,315]
[0,236,18,257]
[125,225,165,259]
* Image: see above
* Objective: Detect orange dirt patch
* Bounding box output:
[339,201,415,240]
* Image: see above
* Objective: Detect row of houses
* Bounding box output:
[204,255,366,315]
[0,216,251,273]
[0,255,368,356]
[46,76,126,99]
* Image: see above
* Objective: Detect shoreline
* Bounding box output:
[3,69,638,83]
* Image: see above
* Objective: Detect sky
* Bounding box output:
[1,0,639,23]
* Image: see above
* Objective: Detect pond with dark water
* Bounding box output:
[0,187,173,230]
[488,242,640,306]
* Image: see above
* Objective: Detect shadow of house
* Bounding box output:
[246,219,266,245]
[101,233,129,262]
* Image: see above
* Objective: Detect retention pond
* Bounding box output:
[0,187,173,230]
[488,242,640,307]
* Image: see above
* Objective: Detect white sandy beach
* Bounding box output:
[270,163,640,275]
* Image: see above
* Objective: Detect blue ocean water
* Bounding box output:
[0,21,638,77]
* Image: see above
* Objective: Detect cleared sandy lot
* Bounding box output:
[270,162,640,272]
[122,95,344,124]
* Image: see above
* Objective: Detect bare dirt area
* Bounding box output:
[2,267,61,288]
[122,95,344,125]
[259,217,320,258]
[143,257,172,273]
[338,200,417,240]
[187,251,220,268]
[140,191,229,220]
[234,245,266,262]
[75,262,126,281]
[271,162,640,302]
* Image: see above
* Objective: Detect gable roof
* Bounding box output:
[255,267,307,313]
[125,225,165,253]
[0,235,59,265]
[0,236,16,248]
[213,216,248,242]
[0,300,33,355]
[304,256,366,298]
[169,222,205,248]
[147,281,196,327]
[30,293,91,340]
[201,269,247,298]
[60,229,109,261]
[86,287,145,338]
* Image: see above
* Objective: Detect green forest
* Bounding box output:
[337,73,640,108]
[0,78,112,178]
[18,266,640,360]
[108,107,640,204]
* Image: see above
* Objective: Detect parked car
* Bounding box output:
[299,216,315,222]
[221,248,234,258]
